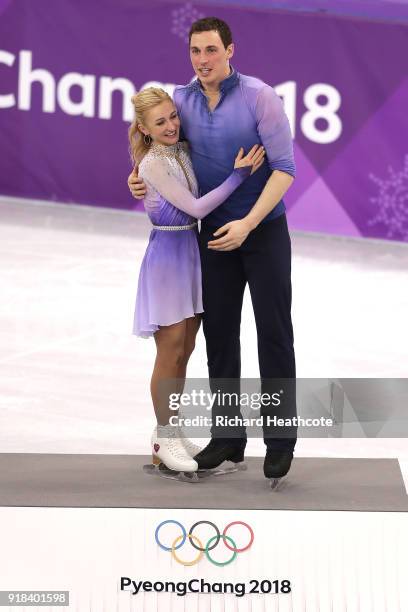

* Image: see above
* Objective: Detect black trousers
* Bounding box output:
[198,213,297,451]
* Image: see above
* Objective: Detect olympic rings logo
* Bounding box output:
[155,520,254,566]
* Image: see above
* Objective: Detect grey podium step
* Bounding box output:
[0,454,406,512]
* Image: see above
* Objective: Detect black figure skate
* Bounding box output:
[264,449,293,490]
[194,438,247,476]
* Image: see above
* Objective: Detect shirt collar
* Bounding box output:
[192,66,239,95]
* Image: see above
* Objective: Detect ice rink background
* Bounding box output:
[1,196,407,489]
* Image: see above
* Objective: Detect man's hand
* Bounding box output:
[207,219,253,251]
[128,166,147,199]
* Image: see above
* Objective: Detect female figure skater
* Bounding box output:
[129,87,264,476]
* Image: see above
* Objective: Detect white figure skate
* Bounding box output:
[143,425,200,483]
[177,427,203,458]
[149,425,203,458]
[157,428,246,478]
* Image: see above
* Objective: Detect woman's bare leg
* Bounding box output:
[151,320,187,425]
[177,314,203,451]
[177,314,202,384]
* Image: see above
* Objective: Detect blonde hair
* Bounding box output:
[128,87,174,166]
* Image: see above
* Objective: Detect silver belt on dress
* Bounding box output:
[152,222,197,231]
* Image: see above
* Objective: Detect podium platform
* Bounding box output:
[1,454,407,610]
[0,454,406,511]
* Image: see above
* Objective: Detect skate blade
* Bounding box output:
[198,461,248,477]
[269,477,286,491]
[142,463,200,484]
[143,464,157,475]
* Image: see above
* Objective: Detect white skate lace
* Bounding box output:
[165,430,192,460]
[177,429,201,453]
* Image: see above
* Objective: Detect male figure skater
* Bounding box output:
[128,17,297,480]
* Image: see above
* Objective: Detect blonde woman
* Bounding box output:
[129,87,264,476]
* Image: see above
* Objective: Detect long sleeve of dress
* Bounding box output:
[141,159,250,220]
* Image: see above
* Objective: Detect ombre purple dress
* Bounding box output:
[133,141,250,338]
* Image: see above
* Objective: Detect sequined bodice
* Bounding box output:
[139,142,199,227]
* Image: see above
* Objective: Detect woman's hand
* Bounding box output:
[234,144,265,175]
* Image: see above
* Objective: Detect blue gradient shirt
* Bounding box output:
[173,68,295,228]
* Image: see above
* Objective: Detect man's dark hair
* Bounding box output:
[189,17,233,49]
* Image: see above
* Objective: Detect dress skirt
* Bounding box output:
[133,227,203,338]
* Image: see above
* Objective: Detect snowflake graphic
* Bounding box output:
[368,155,408,241]
[171,2,205,43]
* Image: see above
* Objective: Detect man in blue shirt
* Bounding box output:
[129,17,297,481]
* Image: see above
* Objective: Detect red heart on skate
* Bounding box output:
[154,443,160,453]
